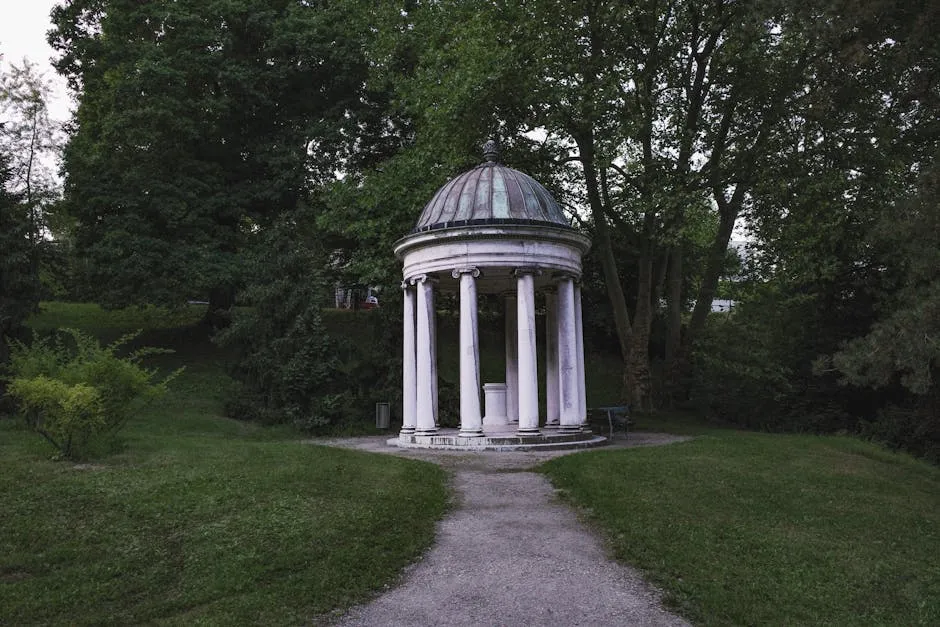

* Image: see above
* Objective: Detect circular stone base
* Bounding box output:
[389,428,607,452]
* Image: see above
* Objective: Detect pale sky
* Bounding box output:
[0,0,71,123]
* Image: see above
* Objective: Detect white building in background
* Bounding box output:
[710,239,749,313]
[334,286,379,310]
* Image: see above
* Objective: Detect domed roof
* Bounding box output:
[412,141,570,233]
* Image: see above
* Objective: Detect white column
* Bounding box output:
[575,281,588,429]
[516,269,540,435]
[556,275,581,432]
[429,283,439,426]
[454,267,483,437]
[414,274,438,435]
[401,280,417,435]
[544,291,560,429]
[504,294,518,424]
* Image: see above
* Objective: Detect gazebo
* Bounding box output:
[391,141,604,450]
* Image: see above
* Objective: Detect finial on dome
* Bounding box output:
[483,139,499,163]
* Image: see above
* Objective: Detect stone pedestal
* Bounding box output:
[482,383,508,429]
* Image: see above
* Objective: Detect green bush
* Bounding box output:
[4,328,181,459]
[861,400,940,464]
[218,209,403,434]
[688,289,863,434]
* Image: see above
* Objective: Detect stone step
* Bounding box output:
[390,429,608,452]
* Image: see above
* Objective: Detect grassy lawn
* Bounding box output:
[1,303,449,625]
[14,302,938,625]
[26,301,207,340]
[541,432,940,626]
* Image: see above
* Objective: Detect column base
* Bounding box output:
[458,429,485,438]
[399,427,416,436]
[543,422,561,430]
[415,427,439,436]
[517,427,541,436]
[559,425,583,434]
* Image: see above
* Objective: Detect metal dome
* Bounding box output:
[412,142,570,233]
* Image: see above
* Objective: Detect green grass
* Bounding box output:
[541,433,940,626]
[1,303,450,625]
[18,302,937,625]
[28,301,206,339]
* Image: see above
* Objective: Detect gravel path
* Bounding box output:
[318,434,692,627]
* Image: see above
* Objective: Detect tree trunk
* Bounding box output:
[625,253,654,411]
[664,246,683,364]
[576,131,652,408]
[661,246,685,406]
[687,193,740,342]
[576,132,633,363]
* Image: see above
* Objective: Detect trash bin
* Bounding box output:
[375,402,390,429]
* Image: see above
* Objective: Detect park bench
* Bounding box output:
[588,405,632,440]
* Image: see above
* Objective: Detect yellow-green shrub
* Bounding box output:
[4,329,181,458]
[7,376,105,457]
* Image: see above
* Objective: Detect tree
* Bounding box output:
[822,155,940,459]
[691,0,940,456]
[366,0,819,409]
[49,0,370,322]
[0,55,57,364]
[0,151,39,365]
[215,205,343,429]
[0,58,61,220]
[829,160,939,396]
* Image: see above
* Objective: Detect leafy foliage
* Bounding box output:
[0,152,40,366]
[0,57,57,365]
[37,0,940,459]
[216,209,348,430]
[710,0,940,458]
[7,377,104,456]
[4,328,181,458]
[353,0,841,408]
[828,158,940,397]
[0,58,68,314]
[49,0,371,311]
[690,287,858,434]
[0,58,61,208]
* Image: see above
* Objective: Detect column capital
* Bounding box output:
[410,274,438,286]
[401,279,411,290]
[552,271,580,283]
[451,266,481,279]
[513,267,542,278]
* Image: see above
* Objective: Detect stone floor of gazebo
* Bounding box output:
[389,429,607,452]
